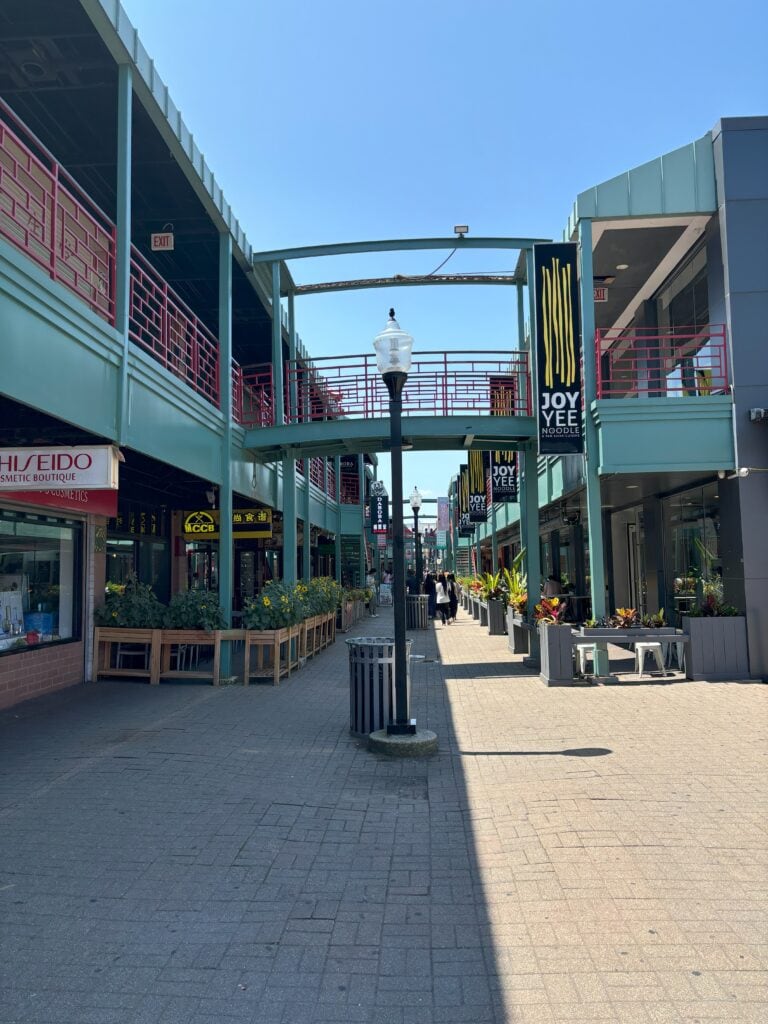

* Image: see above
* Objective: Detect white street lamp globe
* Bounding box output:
[373,308,414,377]
[409,487,422,511]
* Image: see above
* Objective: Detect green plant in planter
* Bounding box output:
[641,608,666,628]
[534,597,565,623]
[502,549,527,614]
[93,572,165,628]
[163,590,226,631]
[243,581,301,630]
[610,607,638,628]
[689,594,740,617]
[479,571,504,602]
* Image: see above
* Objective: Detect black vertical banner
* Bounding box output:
[369,496,389,534]
[485,451,518,502]
[458,466,474,536]
[467,450,487,523]
[534,242,584,454]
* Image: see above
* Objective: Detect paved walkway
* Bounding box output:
[0,606,766,1024]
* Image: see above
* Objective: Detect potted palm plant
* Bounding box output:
[479,571,507,635]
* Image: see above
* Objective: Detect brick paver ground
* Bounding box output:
[0,605,766,1023]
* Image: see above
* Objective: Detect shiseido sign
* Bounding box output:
[0,446,119,491]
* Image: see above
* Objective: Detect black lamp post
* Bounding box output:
[410,487,423,588]
[374,309,415,736]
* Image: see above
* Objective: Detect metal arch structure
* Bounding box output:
[247,234,551,652]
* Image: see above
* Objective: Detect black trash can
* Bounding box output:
[346,636,412,736]
[406,594,429,630]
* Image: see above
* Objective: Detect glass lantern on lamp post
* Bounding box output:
[409,487,423,589]
[374,309,415,736]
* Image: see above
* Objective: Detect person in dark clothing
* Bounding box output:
[447,572,459,623]
[406,571,419,595]
[436,573,451,624]
[424,573,437,618]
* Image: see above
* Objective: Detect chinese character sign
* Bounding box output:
[534,242,584,454]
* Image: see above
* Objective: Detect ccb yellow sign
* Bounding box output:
[183,508,272,540]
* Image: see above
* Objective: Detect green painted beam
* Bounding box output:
[295,274,521,295]
[243,415,537,461]
[252,236,552,266]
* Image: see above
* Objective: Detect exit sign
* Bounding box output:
[151,232,174,251]
[593,285,609,302]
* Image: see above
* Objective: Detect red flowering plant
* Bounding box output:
[533,597,566,624]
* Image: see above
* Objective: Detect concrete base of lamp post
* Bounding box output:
[368,729,438,757]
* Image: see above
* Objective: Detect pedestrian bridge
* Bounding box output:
[241,349,537,460]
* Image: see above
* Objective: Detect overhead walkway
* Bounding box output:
[242,349,536,460]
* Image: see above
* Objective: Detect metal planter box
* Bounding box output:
[506,609,529,654]
[682,616,749,680]
[538,623,576,686]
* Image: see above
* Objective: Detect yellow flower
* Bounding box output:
[263,596,271,607]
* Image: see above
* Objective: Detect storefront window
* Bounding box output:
[662,484,720,624]
[0,510,82,652]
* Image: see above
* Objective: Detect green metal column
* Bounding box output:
[218,232,233,677]
[358,454,367,580]
[491,503,497,572]
[522,445,542,663]
[579,219,609,673]
[516,280,525,347]
[303,477,311,582]
[273,261,296,583]
[282,460,298,583]
[475,529,482,576]
[115,63,132,444]
[523,246,542,663]
[334,455,342,584]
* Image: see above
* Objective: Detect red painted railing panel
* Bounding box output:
[340,474,360,504]
[595,325,728,398]
[238,363,275,427]
[284,351,531,423]
[326,458,336,498]
[129,246,219,405]
[232,361,243,424]
[309,457,325,489]
[0,99,115,324]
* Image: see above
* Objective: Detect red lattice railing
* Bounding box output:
[285,351,531,423]
[340,473,360,504]
[238,363,275,427]
[596,325,729,398]
[309,458,325,490]
[326,458,336,498]
[129,246,219,405]
[0,98,115,324]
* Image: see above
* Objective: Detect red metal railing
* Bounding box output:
[129,246,219,405]
[326,458,336,498]
[232,361,243,423]
[238,363,275,427]
[309,458,325,489]
[340,473,360,504]
[595,325,729,398]
[285,351,531,423]
[0,98,116,324]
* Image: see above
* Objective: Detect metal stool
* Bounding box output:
[663,638,685,671]
[634,641,664,675]
[574,642,596,675]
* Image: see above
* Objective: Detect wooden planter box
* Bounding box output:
[470,595,481,620]
[538,623,577,686]
[243,624,302,686]
[682,615,749,680]
[94,627,161,684]
[158,629,223,685]
[322,610,336,648]
[506,609,530,653]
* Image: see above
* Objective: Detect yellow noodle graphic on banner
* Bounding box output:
[468,450,485,493]
[541,257,577,388]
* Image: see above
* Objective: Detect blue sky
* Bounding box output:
[122,0,766,519]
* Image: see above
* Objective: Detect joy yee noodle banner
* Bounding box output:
[485,451,518,502]
[458,466,474,537]
[534,242,584,454]
[467,450,487,523]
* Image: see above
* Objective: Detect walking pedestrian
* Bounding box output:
[424,573,437,619]
[447,572,459,623]
[366,568,378,617]
[436,573,451,625]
